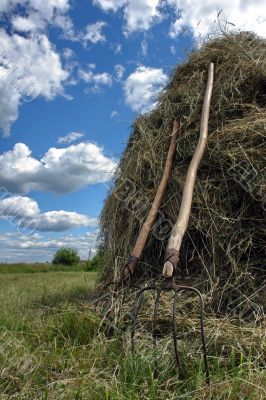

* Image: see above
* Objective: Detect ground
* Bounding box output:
[0,265,265,399]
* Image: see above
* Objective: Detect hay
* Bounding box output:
[99,32,266,315]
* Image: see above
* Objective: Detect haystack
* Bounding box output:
[99,32,266,316]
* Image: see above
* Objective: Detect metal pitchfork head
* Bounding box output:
[131,274,210,384]
[130,62,214,384]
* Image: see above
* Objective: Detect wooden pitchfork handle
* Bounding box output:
[163,63,214,278]
[122,120,180,281]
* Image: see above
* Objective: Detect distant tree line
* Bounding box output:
[52,247,103,271]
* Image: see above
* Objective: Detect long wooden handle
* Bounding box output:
[132,119,179,258]
[122,120,180,280]
[163,63,214,278]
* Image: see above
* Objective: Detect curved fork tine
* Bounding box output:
[152,289,161,378]
[119,282,129,308]
[131,286,156,352]
[177,286,210,384]
[196,289,210,384]
[120,283,141,308]
[173,289,182,371]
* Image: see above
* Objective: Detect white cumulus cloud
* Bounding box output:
[93,0,266,37]
[37,210,97,232]
[123,65,168,112]
[93,0,161,34]
[168,1,266,38]
[12,13,45,32]
[2,0,70,32]
[0,80,20,136]
[0,195,98,233]
[93,0,127,11]
[0,195,40,219]
[0,30,68,135]
[0,142,117,194]
[0,0,73,136]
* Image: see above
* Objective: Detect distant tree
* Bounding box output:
[85,254,104,271]
[52,247,80,266]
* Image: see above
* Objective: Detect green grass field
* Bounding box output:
[0,266,265,399]
[0,263,89,274]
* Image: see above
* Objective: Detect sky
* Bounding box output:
[0,0,265,263]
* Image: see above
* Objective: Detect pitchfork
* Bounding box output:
[131,63,214,384]
[95,119,180,306]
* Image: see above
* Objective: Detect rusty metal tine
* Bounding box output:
[120,283,129,306]
[175,286,210,384]
[152,289,161,377]
[195,289,210,384]
[120,283,141,307]
[131,286,156,353]
[131,282,210,383]
[172,289,182,371]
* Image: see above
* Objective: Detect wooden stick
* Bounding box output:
[163,63,214,278]
[123,120,180,280]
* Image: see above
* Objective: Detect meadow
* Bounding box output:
[0,265,265,399]
[0,263,87,274]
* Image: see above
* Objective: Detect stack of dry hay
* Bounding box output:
[99,32,265,317]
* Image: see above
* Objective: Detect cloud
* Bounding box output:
[62,47,75,59]
[7,1,75,39]
[168,1,266,38]
[93,0,127,12]
[0,195,40,219]
[0,231,98,262]
[0,0,74,135]
[2,32,69,100]
[0,30,68,135]
[0,142,117,194]
[2,0,70,32]
[81,21,107,44]
[79,70,112,86]
[114,64,125,80]
[93,0,161,34]
[110,110,119,118]
[141,38,148,56]
[113,43,122,54]
[11,13,45,32]
[0,80,20,136]
[93,1,266,37]
[78,66,112,93]
[22,0,69,20]
[122,0,161,33]
[123,65,168,112]
[53,13,75,39]
[0,195,98,233]
[170,45,176,55]
[36,210,97,232]
[58,131,84,144]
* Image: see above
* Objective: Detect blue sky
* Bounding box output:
[0,0,264,262]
